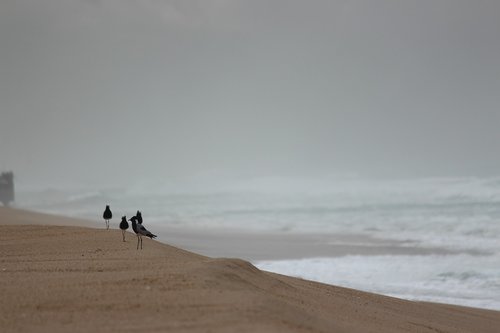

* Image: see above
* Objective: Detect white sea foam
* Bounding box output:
[256,254,500,310]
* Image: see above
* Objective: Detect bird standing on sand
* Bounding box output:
[129,215,157,250]
[102,205,112,230]
[119,216,129,242]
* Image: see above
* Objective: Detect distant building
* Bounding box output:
[0,172,14,206]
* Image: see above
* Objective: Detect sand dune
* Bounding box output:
[1,207,499,332]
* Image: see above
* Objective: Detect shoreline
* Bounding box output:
[1,206,500,332]
[5,206,480,261]
[159,225,483,261]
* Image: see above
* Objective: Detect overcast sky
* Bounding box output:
[1,0,499,189]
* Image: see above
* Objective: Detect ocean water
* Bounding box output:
[16,177,500,310]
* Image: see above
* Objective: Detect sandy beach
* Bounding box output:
[1,206,499,333]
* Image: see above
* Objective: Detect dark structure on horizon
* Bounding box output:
[0,172,14,206]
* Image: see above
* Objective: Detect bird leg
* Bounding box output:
[122,230,125,242]
[140,236,143,250]
[136,235,140,250]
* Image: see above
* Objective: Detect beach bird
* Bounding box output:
[129,215,157,250]
[136,210,143,224]
[102,205,112,230]
[119,216,129,242]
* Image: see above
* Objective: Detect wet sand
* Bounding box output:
[160,226,474,261]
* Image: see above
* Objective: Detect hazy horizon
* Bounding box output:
[2,1,500,190]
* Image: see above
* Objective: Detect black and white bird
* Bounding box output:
[102,205,112,230]
[119,216,129,242]
[129,215,157,250]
